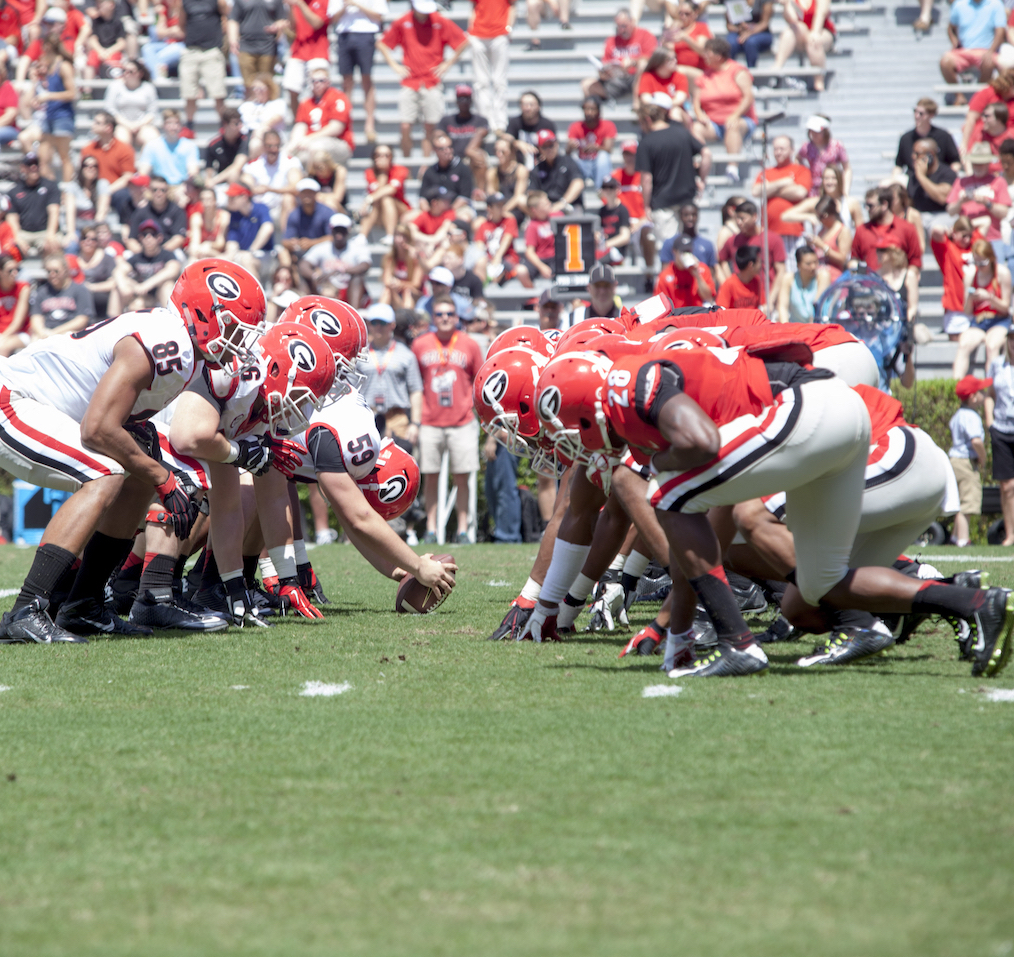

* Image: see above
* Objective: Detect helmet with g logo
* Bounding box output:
[472,346,548,455]
[486,326,557,360]
[356,438,420,520]
[260,322,336,435]
[279,296,368,382]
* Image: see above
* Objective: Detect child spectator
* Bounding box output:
[523,190,560,282]
[654,234,715,308]
[950,375,991,546]
[407,185,456,254]
[716,245,764,309]
[597,179,631,264]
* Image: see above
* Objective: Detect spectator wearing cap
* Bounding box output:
[81,111,137,218]
[505,92,556,171]
[690,38,756,183]
[333,0,387,145]
[280,179,334,270]
[637,93,710,291]
[597,179,631,264]
[421,132,475,212]
[5,152,61,257]
[537,286,567,330]
[407,185,457,254]
[571,263,621,322]
[942,0,1006,92]
[378,0,469,158]
[206,109,250,190]
[475,191,531,286]
[949,375,989,547]
[417,265,473,319]
[126,175,188,254]
[29,254,95,340]
[659,203,716,274]
[179,0,229,129]
[226,0,286,92]
[797,113,851,197]
[751,135,812,268]
[245,129,303,230]
[300,213,372,307]
[286,61,355,168]
[115,219,181,309]
[438,86,489,196]
[225,182,275,275]
[655,234,716,308]
[357,301,424,448]
[137,109,201,187]
[466,0,512,136]
[567,99,617,190]
[580,10,655,104]
[534,130,584,211]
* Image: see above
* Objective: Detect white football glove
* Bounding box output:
[524,602,559,642]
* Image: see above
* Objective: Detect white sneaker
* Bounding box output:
[315,528,339,546]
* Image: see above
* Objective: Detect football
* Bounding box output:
[395,554,455,614]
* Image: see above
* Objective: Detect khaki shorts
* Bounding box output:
[950,456,983,515]
[238,51,276,89]
[283,56,310,94]
[650,206,680,246]
[398,84,445,126]
[179,46,227,101]
[419,417,479,474]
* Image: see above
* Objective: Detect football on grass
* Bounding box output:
[395,555,454,614]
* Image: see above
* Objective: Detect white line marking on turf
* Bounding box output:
[300,681,352,697]
[0,588,18,598]
[230,685,250,690]
[984,689,1014,702]
[0,685,10,692]
[916,555,1013,562]
[642,684,683,698]
[487,579,511,586]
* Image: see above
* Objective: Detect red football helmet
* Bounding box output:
[473,346,548,455]
[543,327,563,346]
[170,259,266,372]
[649,328,726,352]
[279,296,368,383]
[357,437,420,520]
[554,318,626,355]
[535,350,618,466]
[260,322,337,435]
[486,325,556,359]
[582,333,646,360]
[530,431,567,477]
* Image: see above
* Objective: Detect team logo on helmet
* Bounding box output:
[310,308,342,338]
[662,339,695,351]
[544,329,562,343]
[481,369,509,407]
[289,340,317,371]
[538,386,562,422]
[207,272,242,301]
[379,475,408,503]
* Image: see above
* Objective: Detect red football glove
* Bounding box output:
[263,574,280,595]
[279,578,324,619]
[155,469,199,539]
[271,439,305,480]
[619,620,665,658]
[486,595,535,642]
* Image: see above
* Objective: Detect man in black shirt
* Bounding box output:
[115,219,182,309]
[894,97,961,178]
[533,130,584,211]
[908,138,957,222]
[227,0,286,88]
[6,153,60,256]
[126,176,188,253]
[570,263,621,322]
[438,85,489,188]
[29,255,95,338]
[111,174,149,234]
[179,0,228,128]
[420,133,474,212]
[84,0,127,87]
[505,91,556,169]
[597,179,631,263]
[206,109,250,188]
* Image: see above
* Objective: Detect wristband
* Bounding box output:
[224,440,239,464]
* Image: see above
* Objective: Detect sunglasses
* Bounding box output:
[369,319,389,326]
[433,310,456,317]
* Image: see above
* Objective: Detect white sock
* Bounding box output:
[567,573,596,603]
[622,550,650,579]
[259,556,277,580]
[221,569,243,583]
[608,553,625,572]
[540,539,592,605]
[664,628,694,672]
[293,539,309,566]
[268,543,297,580]
[520,577,542,602]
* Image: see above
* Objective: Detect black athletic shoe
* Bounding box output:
[757,614,795,643]
[129,589,229,632]
[0,598,87,644]
[970,587,1014,677]
[797,627,894,667]
[890,613,929,645]
[691,605,718,650]
[669,641,769,677]
[487,601,534,641]
[106,574,140,616]
[194,584,230,616]
[948,569,988,590]
[249,586,282,617]
[726,571,768,613]
[56,598,153,637]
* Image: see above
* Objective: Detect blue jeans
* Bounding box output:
[485,445,522,542]
[727,30,773,67]
[142,40,184,78]
[572,152,614,188]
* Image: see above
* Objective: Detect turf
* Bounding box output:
[1,543,1013,957]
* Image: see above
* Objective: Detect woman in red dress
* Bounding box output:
[359,144,411,244]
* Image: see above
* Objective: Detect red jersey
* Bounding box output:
[469,0,513,39]
[931,233,977,312]
[754,163,812,238]
[296,87,354,151]
[672,20,711,68]
[475,215,520,264]
[614,168,644,220]
[602,28,656,72]
[654,262,716,309]
[381,12,467,89]
[413,207,455,235]
[365,165,409,206]
[0,279,27,334]
[524,215,559,261]
[25,7,85,58]
[411,330,484,428]
[637,70,689,101]
[291,0,331,61]
[717,321,858,353]
[851,217,923,270]
[717,273,763,309]
[567,119,617,160]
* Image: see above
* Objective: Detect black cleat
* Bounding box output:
[130,589,229,632]
[487,601,533,641]
[727,571,767,613]
[970,587,1014,677]
[797,627,894,667]
[0,598,87,644]
[947,569,988,590]
[756,614,795,643]
[249,585,282,617]
[691,605,718,650]
[56,598,153,637]
[669,641,769,677]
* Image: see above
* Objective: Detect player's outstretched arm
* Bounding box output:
[652,393,721,473]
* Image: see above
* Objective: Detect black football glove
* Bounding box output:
[486,597,535,641]
[231,435,275,476]
[298,561,330,604]
[126,421,162,463]
[224,576,270,628]
[155,469,200,539]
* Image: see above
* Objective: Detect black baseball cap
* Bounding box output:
[589,263,616,285]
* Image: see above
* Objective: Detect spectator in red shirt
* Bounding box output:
[750,134,812,268]
[615,140,655,270]
[931,217,978,337]
[946,143,1012,243]
[566,98,617,188]
[0,254,30,357]
[961,69,1014,155]
[717,199,786,299]
[581,10,656,102]
[475,191,531,286]
[282,0,332,116]
[411,295,484,544]
[287,61,355,167]
[655,234,716,308]
[407,185,457,254]
[716,245,764,309]
[378,0,469,158]
[81,111,136,217]
[523,190,561,281]
[637,49,690,122]
[851,187,924,272]
[666,1,712,69]
[969,101,1014,155]
[467,0,514,134]
[358,144,411,244]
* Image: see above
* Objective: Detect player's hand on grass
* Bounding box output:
[279,579,325,619]
[525,601,560,643]
[486,595,534,641]
[416,553,457,597]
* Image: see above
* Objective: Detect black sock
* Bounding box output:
[65,533,133,606]
[893,558,921,577]
[173,555,187,582]
[116,559,143,589]
[827,606,878,630]
[688,566,753,649]
[139,554,176,592]
[243,554,259,589]
[297,562,312,589]
[13,544,77,613]
[912,583,987,620]
[763,579,788,603]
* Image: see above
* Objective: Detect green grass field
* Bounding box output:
[1,542,1014,957]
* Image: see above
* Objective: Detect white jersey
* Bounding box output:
[0,309,200,423]
[185,356,269,440]
[286,388,381,482]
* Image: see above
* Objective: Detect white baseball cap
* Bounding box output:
[805,114,830,133]
[296,178,321,192]
[367,304,396,324]
[329,213,352,230]
[648,92,673,110]
[412,0,437,12]
[429,266,454,286]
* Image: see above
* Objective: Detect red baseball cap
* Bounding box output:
[129,174,150,187]
[621,140,638,154]
[455,84,472,97]
[226,182,252,197]
[537,129,557,147]
[956,375,993,398]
